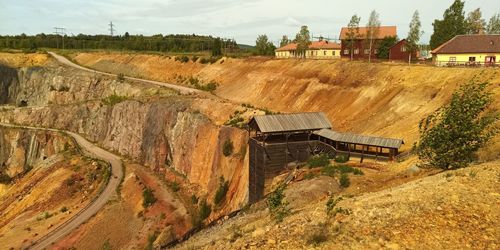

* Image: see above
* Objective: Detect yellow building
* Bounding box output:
[275,40,341,59]
[432,34,500,66]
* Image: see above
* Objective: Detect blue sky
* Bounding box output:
[1,0,498,45]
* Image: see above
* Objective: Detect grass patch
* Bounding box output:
[102,94,128,106]
[267,184,291,223]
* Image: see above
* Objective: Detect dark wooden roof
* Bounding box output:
[249,112,332,134]
[432,34,500,54]
[314,129,404,149]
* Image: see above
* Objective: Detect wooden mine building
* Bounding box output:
[247,112,404,202]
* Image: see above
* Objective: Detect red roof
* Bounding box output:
[431,34,500,54]
[339,26,397,40]
[275,40,340,51]
[308,40,341,50]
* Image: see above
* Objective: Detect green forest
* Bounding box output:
[0,33,242,55]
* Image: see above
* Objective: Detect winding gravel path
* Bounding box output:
[48,51,203,95]
[0,124,123,250]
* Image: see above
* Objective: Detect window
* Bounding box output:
[344,49,349,55]
[468,56,476,62]
[324,51,327,55]
[401,46,406,52]
[449,57,456,63]
[364,49,370,54]
[332,51,336,56]
[374,49,378,54]
[354,49,359,54]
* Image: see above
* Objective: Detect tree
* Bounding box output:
[406,10,423,65]
[416,80,497,170]
[295,25,311,58]
[486,13,500,34]
[366,10,381,62]
[212,37,222,56]
[466,8,486,34]
[376,36,398,59]
[279,35,291,47]
[346,15,361,61]
[255,34,276,56]
[430,0,466,49]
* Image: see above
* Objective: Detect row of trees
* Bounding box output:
[430,0,500,49]
[0,33,239,56]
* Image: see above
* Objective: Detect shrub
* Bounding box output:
[168,181,180,192]
[192,56,199,62]
[145,232,158,250]
[102,240,112,250]
[267,184,291,222]
[334,154,349,163]
[308,154,330,168]
[142,188,157,208]
[116,73,125,82]
[18,100,28,107]
[306,224,329,246]
[416,80,497,169]
[214,177,229,205]
[339,173,350,188]
[102,94,128,106]
[191,194,199,204]
[198,199,212,222]
[175,55,189,63]
[326,196,351,217]
[58,86,71,91]
[304,172,318,180]
[60,206,68,213]
[334,165,364,175]
[321,165,336,177]
[0,173,11,184]
[223,139,234,157]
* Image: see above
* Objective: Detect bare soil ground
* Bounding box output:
[0,153,108,249]
[174,160,499,250]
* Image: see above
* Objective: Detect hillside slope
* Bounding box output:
[71,52,500,156]
[175,160,500,249]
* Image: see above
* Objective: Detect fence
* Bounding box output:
[434,60,498,67]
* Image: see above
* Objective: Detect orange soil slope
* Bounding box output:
[72,52,500,154]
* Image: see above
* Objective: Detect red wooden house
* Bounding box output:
[389,39,419,61]
[339,26,397,60]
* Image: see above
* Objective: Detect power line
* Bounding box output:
[53,27,66,49]
[109,21,116,36]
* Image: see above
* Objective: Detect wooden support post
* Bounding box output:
[348,143,351,160]
[375,146,380,161]
[360,145,365,163]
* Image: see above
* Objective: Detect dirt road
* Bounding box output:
[0,123,123,250]
[48,51,203,95]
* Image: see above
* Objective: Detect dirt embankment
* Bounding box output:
[0,127,109,249]
[175,160,500,250]
[71,52,500,157]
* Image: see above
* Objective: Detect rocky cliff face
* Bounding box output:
[0,62,250,217]
[0,127,74,180]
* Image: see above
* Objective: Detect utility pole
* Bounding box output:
[53,27,66,49]
[109,21,116,36]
